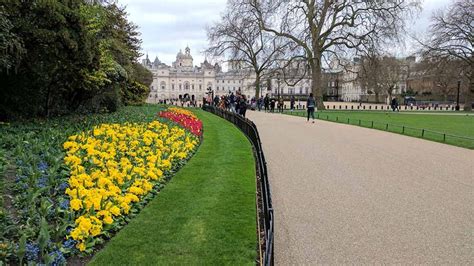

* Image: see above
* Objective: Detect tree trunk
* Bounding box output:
[375,93,380,103]
[310,57,325,110]
[255,72,261,99]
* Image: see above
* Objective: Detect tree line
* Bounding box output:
[207,0,473,111]
[0,0,153,120]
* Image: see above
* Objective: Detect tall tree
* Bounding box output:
[358,51,404,103]
[420,0,473,110]
[206,0,286,98]
[249,0,420,109]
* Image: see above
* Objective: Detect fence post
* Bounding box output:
[327,115,329,120]
[422,129,425,137]
[359,119,361,126]
[443,133,446,142]
[402,126,405,134]
[386,124,389,130]
[371,121,374,128]
[336,116,338,122]
[347,118,350,124]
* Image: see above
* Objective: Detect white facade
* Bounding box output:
[143,47,257,103]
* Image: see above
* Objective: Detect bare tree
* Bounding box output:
[421,0,473,110]
[358,51,403,103]
[206,0,287,98]
[421,58,463,101]
[248,0,419,109]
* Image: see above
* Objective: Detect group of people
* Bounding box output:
[208,91,318,123]
[253,94,285,113]
[212,92,249,117]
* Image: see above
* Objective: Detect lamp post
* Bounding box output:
[456,80,460,111]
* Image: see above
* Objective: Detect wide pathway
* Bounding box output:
[247,111,473,264]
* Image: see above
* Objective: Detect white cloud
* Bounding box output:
[120,0,453,62]
[119,0,227,65]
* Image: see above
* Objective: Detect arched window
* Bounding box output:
[160,81,166,90]
[179,84,182,91]
[207,82,212,91]
[184,82,190,91]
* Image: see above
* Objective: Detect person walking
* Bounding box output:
[229,92,236,113]
[264,94,270,112]
[270,97,276,113]
[307,93,316,123]
[278,96,284,113]
[290,95,295,111]
[239,95,248,117]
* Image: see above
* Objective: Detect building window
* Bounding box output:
[192,84,194,90]
[172,84,175,90]
[217,86,219,91]
[199,84,202,90]
[151,86,154,91]
[228,80,230,84]
[179,84,182,91]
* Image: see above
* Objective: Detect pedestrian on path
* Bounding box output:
[290,96,295,111]
[307,93,316,123]
[264,94,270,112]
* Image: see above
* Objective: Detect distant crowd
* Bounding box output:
[206,91,317,123]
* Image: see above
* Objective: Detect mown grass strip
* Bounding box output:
[282,110,474,149]
[90,109,257,265]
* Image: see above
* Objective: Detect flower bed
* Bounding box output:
[0,106,202,265]
[159,107,203,136]
[64,120,198,252]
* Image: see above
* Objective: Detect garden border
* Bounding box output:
[282,110,474,149]
[202,105,274,266]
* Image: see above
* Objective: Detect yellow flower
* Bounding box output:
[110,206,121,216]
[103,216,113,224]
[76,242,86,252]
[70,199,83,211]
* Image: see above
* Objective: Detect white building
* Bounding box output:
[142,47,257,103]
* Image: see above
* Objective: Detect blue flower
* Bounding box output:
[57,182,69,191]
[62,239,76,249]
[59,200,69,210]
[49,250,66,266]
[15,174,27,183]
[25,243,40,262]
[38,161,49,172]
[37,177,48,188]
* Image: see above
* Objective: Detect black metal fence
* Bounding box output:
[202,105,274,266]
[284,111,474,149]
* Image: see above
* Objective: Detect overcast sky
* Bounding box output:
[119,0,452,65]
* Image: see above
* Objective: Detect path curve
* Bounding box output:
[247,111,473,264]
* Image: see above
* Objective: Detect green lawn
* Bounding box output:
[89,109,257,265]
[283,110,474,149]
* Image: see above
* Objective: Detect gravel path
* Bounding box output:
[247,111,473,264]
